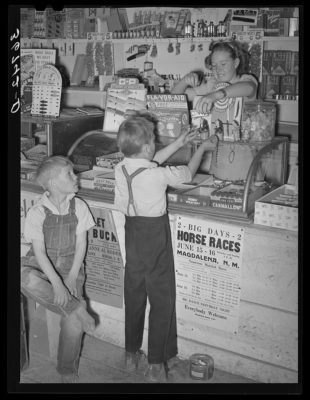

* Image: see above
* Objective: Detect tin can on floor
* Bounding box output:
[189,353,214,380]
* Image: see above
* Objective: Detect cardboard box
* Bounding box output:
[146,94,189,138]
[280,75,296,96]
[167,185,215,208]
[254,184,298,231]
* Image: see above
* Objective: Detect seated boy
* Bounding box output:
[21,156,95,383]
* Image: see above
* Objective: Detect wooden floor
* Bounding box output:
[19,303,258,390]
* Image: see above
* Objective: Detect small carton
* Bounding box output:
[254,184,298,231]
[167,185,215,208]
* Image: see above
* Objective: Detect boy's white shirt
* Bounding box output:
[24,191,95,243]
[114,158,192,217]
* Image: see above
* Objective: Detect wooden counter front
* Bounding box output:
[21,181,298,383]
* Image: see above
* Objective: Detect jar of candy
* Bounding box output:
[241,100,276,142]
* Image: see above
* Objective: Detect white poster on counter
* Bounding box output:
[85,207,124,308]
[174,215,244,333]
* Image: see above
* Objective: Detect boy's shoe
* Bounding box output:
[125,349,146,372]
[61,373,79,383]
[144,363,167,383]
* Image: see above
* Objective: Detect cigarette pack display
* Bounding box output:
[146,94,189,138]
[254,184,298,231]
[279,75,296,96]
[262,50,274,75]
[271,50,292,75]
[263,75,281,99]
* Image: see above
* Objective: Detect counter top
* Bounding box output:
[21,179,298,237]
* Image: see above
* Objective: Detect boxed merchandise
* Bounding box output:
[210,183,267,212]
[146,94,189,138]
[271,50,292,75]
[167,185,214,207]
[254,184,298,231]
[96,152,124,169]
[78,168,111,190]
[93,170,115,193]
[279,75,296,97]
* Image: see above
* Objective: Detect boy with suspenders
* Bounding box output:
[114,112,217,382]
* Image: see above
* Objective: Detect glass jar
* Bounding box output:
[241,100,276,142]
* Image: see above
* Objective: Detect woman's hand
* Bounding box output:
[184,72,201,88]
[195,93,217,114]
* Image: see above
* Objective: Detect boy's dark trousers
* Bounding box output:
[124,214,178,364]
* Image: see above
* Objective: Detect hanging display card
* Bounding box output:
[31,64,62,117]
[174,215,244,333]
[192,82,243,141]
[85,207,124,308]
[146,94,189,138]
[21,48,56,112]
[103,77,147,132]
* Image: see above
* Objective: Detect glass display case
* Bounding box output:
[68,128,288,221]
[21,109,104,158]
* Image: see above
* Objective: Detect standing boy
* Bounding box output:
[21,156,95,383]
[114,111,217,382]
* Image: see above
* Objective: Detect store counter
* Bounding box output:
[21,180,298,383]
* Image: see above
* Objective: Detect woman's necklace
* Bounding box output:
[228,142,235,164]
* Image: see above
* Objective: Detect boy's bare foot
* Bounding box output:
[74,305,95,333]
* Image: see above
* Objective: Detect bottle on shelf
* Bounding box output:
[207,21,215,37]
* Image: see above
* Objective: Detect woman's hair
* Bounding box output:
[36,155,73,190]
[117,111,158,157]
[205,40,250,76]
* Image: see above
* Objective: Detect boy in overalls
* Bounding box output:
[114,112,217,382]
[21,156,95,383]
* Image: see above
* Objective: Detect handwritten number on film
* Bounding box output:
[10,28,20,113]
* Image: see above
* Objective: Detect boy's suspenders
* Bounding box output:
[122,166,147,216]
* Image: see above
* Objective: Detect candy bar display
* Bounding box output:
[241,101,276,142]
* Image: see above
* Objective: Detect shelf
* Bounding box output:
[21,36,299,45]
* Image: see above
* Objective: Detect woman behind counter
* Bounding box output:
[171,40,258,114]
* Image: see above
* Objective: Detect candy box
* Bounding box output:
[254,184,298,231]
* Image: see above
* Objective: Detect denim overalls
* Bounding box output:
[122,166,178,364]
[21,198,85,375]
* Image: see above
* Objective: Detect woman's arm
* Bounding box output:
[195,81,257,113]
[171,72,202,101]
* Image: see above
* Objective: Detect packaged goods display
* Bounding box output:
[241,101,276,142]
[254,184,298,231]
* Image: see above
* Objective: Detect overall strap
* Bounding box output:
[42,205,53,216]
[69,197,76,215]
[122,166,147,216]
